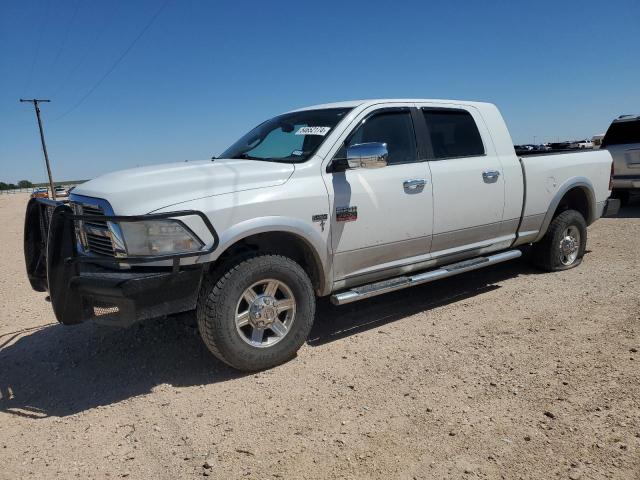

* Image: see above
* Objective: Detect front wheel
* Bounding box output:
[530,209,587,272]
[196,254,315,371]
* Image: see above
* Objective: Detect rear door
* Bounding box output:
[416,104,507,257]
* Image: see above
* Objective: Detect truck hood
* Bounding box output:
[72,158,295,215]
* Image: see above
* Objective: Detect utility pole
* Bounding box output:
[20,98,56,200]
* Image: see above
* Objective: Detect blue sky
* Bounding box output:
[1,0,639,183]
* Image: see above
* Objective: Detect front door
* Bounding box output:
[325,106,433,283]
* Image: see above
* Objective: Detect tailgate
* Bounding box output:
[608,143,640,178]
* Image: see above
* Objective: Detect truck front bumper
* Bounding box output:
[66,266,203,327]
[24,198,216,327]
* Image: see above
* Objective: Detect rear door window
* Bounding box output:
[422,108,485,159]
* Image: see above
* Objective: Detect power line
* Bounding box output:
[48,0,82,77]
[22,0,52,96]
[50,4,117,97]
[53,0,170,122]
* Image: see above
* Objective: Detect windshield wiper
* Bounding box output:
[233,153,263,160]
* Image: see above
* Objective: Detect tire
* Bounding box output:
[196,254,315,371]
[530,209,587,272]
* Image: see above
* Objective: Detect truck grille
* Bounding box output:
[81,204,109,229]
[86,231,116,256]
[75,203,116,257]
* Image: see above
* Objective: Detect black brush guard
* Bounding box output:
[24,198,219,327]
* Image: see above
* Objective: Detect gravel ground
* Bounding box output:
[1,192,639,480]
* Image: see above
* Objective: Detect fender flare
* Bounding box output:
[534,177,596,243]
[201,216,332,295]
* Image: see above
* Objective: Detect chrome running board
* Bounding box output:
[330,250,522,305]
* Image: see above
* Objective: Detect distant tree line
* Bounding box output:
[0,180,33,190]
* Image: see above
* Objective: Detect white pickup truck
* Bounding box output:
[25,99,619,371]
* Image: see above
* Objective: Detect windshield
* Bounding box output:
[220,107,352,163]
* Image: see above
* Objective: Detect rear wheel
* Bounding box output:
[530,209,587,272]
[196,254,315,371]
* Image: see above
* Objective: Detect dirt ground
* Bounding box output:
[0,192,639,480]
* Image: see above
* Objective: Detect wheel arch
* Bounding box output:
[203,217,330,296]
[535,178,596,242]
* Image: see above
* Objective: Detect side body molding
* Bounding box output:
[533,177,596,243]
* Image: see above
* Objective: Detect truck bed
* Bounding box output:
[517,149,612,242]
[516,148,596,156]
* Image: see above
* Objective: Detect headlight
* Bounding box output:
[120,220,204,256]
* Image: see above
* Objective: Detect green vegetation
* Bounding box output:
[0,182,18,190]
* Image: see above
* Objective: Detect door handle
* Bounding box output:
[482,170,500,183]
[403,179,426,190]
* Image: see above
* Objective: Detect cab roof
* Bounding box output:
[290,98,495,112]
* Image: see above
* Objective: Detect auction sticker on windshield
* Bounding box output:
[295,126,331,136]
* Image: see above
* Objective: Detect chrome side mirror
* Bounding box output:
[346,142,388,169]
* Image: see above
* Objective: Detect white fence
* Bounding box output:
[0,188,34,194]
[0,184,81,195]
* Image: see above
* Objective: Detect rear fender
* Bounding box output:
[534,178,596,242]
